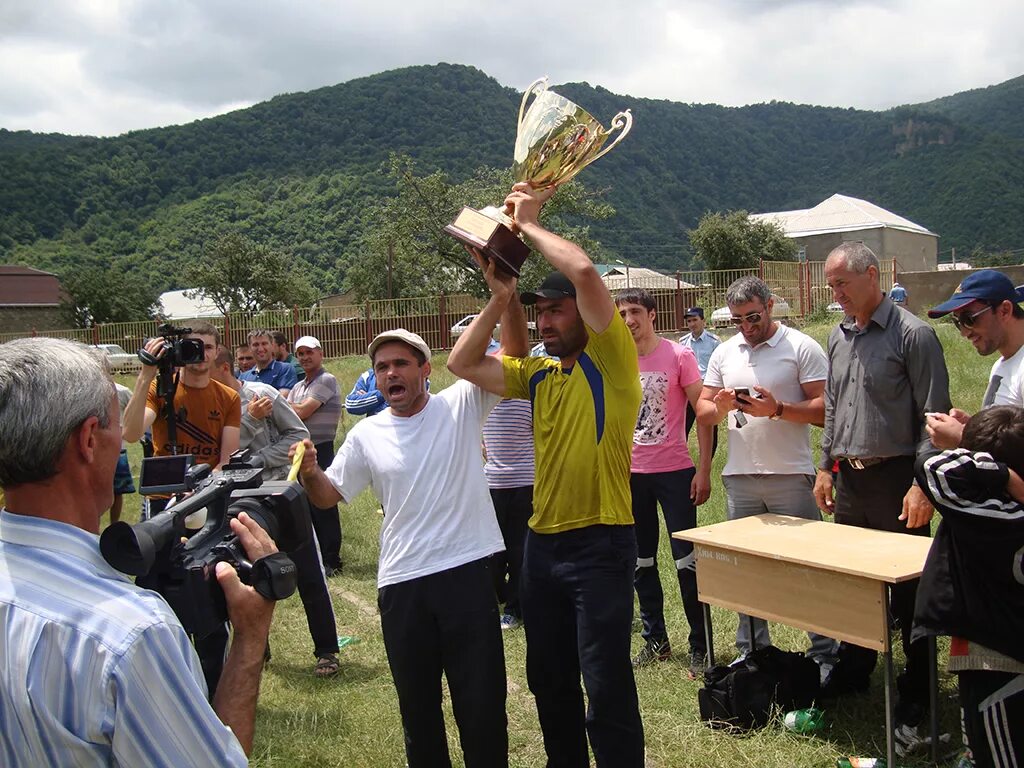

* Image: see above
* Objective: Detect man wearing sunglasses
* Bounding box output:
[814,242,951,752]
[924,269,1024,449]
[695,276,835,664]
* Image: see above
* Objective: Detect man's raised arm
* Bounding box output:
[447,253,520,395]
[505,182,614,333]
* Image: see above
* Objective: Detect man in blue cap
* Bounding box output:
[926,269,1024,448]
[679,306,720,455]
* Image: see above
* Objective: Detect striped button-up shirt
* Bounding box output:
[0,510,247,767]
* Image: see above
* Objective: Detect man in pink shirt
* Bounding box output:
[616,288,713,678]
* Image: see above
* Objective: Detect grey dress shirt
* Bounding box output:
[821,296,951,471]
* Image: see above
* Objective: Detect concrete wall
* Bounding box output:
[795,228,937,271]
[0,306,64,333]
[898,266,1024,315]
[882,228,938,272]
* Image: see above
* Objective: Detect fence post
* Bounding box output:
[364,302,373,347]
[674,272,684,330]
[292,306,300,341]
[223,313,231,347]
[438,294,448,350]
[92,324,101,345]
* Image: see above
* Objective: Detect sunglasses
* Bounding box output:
[730,311,763,326]
[950,305,993,331]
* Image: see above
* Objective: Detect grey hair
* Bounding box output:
[725,276,772,307]
[0,337,114,486]
[828,242,879,274]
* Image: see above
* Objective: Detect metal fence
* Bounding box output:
[0,260,896,355]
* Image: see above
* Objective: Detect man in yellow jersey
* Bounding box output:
[449,182,644,767]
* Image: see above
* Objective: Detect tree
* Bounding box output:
[688,210,797,270]
[60,266,161,327]
[185,233,318,313]
[344,154,616,300]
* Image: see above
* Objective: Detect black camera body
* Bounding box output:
[139,323,205,370]
[100,450,312,638]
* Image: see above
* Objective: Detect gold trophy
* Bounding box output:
[445,76,632,276]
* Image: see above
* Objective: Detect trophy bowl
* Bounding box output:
[444,77,632,277]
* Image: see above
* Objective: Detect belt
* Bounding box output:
[843,456,888,470]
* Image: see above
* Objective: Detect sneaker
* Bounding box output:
[499,613,522,631]
[633,638,672,668]
[893,723,925,757]
[687,649,707,680]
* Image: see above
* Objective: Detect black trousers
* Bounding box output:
[291,529,339,657]
[488,485,532,619]
[521,525,645,768]
[684,401,718,458]
[631,468,706,654]
[958,670,1024,768]
[311,439,343,570]
[378,558,508,768]
[834,456,930,724]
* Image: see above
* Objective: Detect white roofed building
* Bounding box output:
[157,288,222,321]
[750,194,938,271]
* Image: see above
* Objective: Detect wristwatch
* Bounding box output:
[769,401,785,421]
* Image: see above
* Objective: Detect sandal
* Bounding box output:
[314,653,340,678]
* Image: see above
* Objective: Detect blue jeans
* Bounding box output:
[521,525,645,768]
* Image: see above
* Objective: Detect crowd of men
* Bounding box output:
[0,183,1022,767]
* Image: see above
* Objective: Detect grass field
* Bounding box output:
[110,319,989,767]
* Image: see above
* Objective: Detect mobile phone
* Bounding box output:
[734,387,751,402]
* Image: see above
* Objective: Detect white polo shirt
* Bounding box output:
[704,324,827,476]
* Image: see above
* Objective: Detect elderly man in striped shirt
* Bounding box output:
[0,337,276,767]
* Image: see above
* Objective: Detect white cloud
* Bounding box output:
[1,0,1021,136]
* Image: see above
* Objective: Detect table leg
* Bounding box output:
[884,590,896,768]
[747,614,757,652]
[929,635,939,763]
[703,602,715,668]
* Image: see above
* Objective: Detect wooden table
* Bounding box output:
[674,513,939,765]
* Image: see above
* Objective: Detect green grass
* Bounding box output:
[108,319,990,767]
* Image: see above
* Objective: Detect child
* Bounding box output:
[915,406,1024,768]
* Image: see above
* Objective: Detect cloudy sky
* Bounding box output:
[2,0,1022,137]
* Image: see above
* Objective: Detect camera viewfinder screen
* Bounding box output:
[139,454,194,495]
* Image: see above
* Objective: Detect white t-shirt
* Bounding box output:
[325,379,505,588]
[704,324,827,476]
[982,345,1024,408]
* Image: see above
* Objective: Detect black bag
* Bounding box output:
[819,641,877,698]
[698,645,820,730]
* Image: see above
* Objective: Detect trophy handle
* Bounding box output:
[518,77,550,136]
[582,110,633,168]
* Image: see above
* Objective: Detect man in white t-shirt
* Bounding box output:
[694,276,834,661]
[291,310,527,765]
[925,269,1024,448]
[616,288,713,678]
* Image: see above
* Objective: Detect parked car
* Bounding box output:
[710,295,792,328]
[827,301,844,313]
[92,343,141,373]
[450,314,536,337]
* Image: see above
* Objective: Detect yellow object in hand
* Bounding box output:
[287,442,305,482]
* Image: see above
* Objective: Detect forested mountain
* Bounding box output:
[1,62,1022,296]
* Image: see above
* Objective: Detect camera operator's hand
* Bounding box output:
[215,512,277,640]
[137,337,166,379]
[211,511,276,755]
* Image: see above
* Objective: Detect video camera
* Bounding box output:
[100,449,312,638]
[138,323,206,370]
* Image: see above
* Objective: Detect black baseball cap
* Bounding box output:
[685,307,705,319]
[520,272,577,305]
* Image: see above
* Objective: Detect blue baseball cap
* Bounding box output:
[928,270,1024,318]
[685,307,705,319]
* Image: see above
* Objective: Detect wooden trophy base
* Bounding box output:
[444,207,530,277]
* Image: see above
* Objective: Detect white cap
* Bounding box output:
[367,328,431,362]
[294,335,321,350]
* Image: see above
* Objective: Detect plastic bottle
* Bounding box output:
[836,758,887,768]
[783,707,824,733]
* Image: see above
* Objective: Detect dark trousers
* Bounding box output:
[378,558,508,768]
[521,525,645,768]
[835,456,930,724]
[684,401,718,457]
[958,670,1024,768]
[291,529,339,657]
[488,485,532,619]
[631,468,706,654]
[312,439,343,570]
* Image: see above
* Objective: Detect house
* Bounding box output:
[0,266,64,333]
[157,288,222,321]
[594,264,695,291]
[750,194,938,271]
